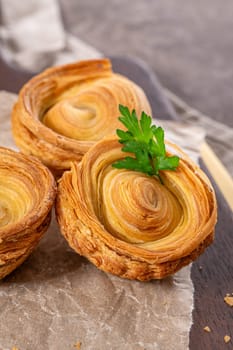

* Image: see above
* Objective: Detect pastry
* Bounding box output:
[11,59,151,176]
[56,137,217,281]
[0,147,56,279]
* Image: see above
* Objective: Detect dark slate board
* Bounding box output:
[1,54,233,349]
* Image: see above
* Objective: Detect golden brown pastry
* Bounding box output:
[0,147,56,279]
[11,59,151,176]
[56,137,217,281]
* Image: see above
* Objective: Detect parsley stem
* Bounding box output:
[157,173,164,185]
[149,155,163,184]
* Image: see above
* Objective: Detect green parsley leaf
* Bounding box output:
[112,105,180,183]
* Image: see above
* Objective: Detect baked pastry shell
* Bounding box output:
[11,58,151,176]
[0,147,56,279]
[56,137,217,280]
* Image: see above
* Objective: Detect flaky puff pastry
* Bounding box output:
[11,59,151,176]
[0,147,56,279]
[56,137,217,280]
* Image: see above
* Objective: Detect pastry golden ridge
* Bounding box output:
[56,137,217,280]
[11,58,151,176]
[0,147,56,279]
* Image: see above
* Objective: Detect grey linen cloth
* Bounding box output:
[166,90,233,177]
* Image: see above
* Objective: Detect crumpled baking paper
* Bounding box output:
[0,91,198,350]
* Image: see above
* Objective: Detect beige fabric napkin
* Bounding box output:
[0,0,101,72]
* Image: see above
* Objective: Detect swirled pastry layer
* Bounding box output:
[56,137,217,280]
[0,147,56,279]
[11,59,151,175]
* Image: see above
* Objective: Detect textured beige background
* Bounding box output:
[59,0,233,128]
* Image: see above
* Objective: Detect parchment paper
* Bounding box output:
[0,91,195,350]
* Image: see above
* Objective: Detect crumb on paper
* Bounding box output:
[203,326,211,333]
[224,295,233,307]
[11,347,19,350]
[74,341,82,349]
[224,335,231,343]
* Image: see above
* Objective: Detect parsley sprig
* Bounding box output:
[112,105,179,183]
